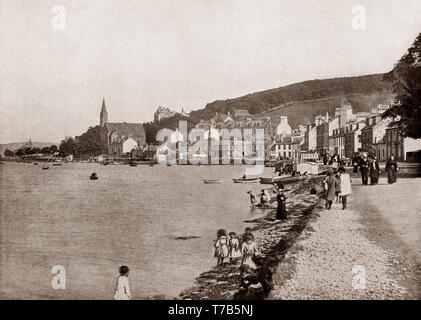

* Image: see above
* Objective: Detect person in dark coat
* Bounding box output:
[359,157,369,185]
[385,155,398,184]
[323,171,339,210]
[276,188,287,220]
[369,157,380,185]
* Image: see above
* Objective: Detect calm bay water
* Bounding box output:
[0,162,272,299]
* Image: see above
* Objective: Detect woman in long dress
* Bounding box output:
[385,155,398,184]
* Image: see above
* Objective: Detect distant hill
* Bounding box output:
[144,74,393,142]
[189,74,392,124]
[0,142,57,156]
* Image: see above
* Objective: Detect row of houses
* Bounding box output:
[301,103,421,162]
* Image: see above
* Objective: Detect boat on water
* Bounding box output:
[259,174,309,185]
[203,179,223,184]
[232,177,260,183]
[90,172,98,180]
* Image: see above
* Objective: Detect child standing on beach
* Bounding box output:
[228,232,241,264]
[214,229,229,266]
[114,266,132,300]
[241,234,260,270]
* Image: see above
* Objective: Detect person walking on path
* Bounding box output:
[114,266,132,300]
[385,155,398,184]
[323,171,339,210]
[338,167,352,210]
[370,157,380,185]
[359,156,369,185]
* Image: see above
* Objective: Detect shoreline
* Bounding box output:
[179,176,325,300]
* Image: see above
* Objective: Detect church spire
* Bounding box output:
[100,97,108,126]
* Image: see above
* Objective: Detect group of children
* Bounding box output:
[113,228,261,300]
[213,228,260,270]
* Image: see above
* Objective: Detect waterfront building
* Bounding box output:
[99,98,146,155]
[360,115,391,153]
[269,133,302,163]
[302,122,317,152]
[109,137,138,156]
[276,116,292,135]
[316,112,339,156]
[344,121,366,158]
[383,127,421,161]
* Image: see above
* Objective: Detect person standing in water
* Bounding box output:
[114,266,132,300]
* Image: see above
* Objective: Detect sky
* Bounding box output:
[0,0,420,143]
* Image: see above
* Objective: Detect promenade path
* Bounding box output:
[270,177,420,299]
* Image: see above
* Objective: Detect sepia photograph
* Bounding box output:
[0,0,420,310]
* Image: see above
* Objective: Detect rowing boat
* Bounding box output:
[260,175,309,185]
[232,177,260,183]
[203,179,223,184]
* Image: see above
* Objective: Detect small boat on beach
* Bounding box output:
[203,179,223,184]
[129,163,137,167]
[52,163,62,166]
[33,163,38,165]
[90,172,98,180]
[259,174,309,185]
[42,165,49,170]
[232,177,260,183]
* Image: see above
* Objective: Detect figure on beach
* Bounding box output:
[214,229,229,266]
[338,167,352,210]
[114,266,132,300]
[241,234,260,271]
[242,227,254,243]
[385,155,398,184]
[323,170,339,210]
[247,191,257,207]
[276,187,287,220]
[228,232,242,264]
[259,189,269,206]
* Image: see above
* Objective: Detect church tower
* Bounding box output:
[100,97,108,126]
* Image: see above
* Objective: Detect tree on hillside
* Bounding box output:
[382,33,421,138]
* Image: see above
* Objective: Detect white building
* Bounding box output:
[276,116,292,135]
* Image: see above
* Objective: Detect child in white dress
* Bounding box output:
[214,229,229,266]
[228,232,242,264]
[241,234,260,270]
[114,266,132,300]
